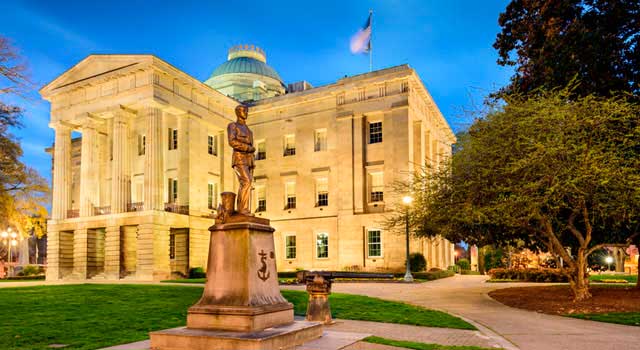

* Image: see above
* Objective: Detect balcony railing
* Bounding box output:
[164,202,189,215]
[93,206,111,216]
[67,209,79,218]
[127,202,144,212]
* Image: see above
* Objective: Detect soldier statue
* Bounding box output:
[227,104,255,216]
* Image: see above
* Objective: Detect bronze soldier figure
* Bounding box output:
[227,105,255,215]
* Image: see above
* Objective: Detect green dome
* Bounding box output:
[209,56,283,83]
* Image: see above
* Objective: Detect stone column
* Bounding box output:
[178,114,190,206]
[144,107,164,211]
[73,228,88,279]
[52,124,72,219]
[111,111,130,213]
[46,230,61,280]
[104,225,121,279]
[79,121,98,217]
[352,115,365,213]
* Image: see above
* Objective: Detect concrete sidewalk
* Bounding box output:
[304,275,640,350]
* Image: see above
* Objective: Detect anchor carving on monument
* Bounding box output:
[257,249,271,281]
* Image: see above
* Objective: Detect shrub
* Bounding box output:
[460,270,481,275]
[277,271,298,279]
[188,267,206,279]
[409,252,427,272]
[447,265,459,273]
[488,268,569,282]
[19,265,43,276]
[428,267,443,272]
[456,258,471,271]
[413,269,455,281]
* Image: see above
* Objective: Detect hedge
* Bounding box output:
[412,269,455,281]
[488,268,568,282]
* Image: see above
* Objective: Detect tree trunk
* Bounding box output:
[569,249,592,301]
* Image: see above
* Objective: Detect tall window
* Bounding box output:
[284,181,296,209]
[168,128,178,150]
[138,135,146,156]
[256,185,266,212]
[358,89,365,101]
[316,232,329,258]
[285,235,296,259]
[169,234,176,259]
[336,93,345,105]
[369,121,383,144]
[367,229,382,257]
[256,140,266,160]
[168,178,178,203]
[207,183,218,209]
[316,177,328,207]
[370,172,384,202]
[208,135,218,156]
[314,129,327,152]
[283,134,296,156]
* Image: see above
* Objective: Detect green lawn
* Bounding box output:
[0,284,473,349]
[280,290,474,330]
[569,312,640,327]
[589,274,637,284]
[363,336,499,350]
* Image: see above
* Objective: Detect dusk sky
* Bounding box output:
[1,0,513,184]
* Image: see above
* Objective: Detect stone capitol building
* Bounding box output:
[41,45,457,281]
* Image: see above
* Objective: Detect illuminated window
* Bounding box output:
[369,172,384,202]
[208,135,218,156]
[256,140,266,160]
[367,229,382,257]
[284,181,296,209]
[369,121,383,144]
[207,183,218,209]
[256,185,266,212]
[314,129,327,152]
[316,177,328,207]
[316,232,329,258]
[168,178,178,203]
[285,235,296,259]
[283,134,296,156]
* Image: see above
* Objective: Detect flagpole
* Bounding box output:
[369,9,373,72]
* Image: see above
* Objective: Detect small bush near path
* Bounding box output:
[455,259,471,271]
[489,285,640,326]
[460,270,481,275]
[363,336,499,350]
[488,268,568,282]
[410,252,427,272]
[0,284,474,349]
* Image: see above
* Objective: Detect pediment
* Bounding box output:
[40,55,153,97]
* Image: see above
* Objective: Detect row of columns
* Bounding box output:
[425,236,454,269]
[50,107,166,219]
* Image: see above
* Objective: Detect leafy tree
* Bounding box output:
[392,87,640,301]
[0,36,49,237]
[494,0,640,97]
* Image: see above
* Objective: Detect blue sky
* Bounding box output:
[1,0,513,184]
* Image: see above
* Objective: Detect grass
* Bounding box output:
[161,278,206,283]
[363,336,498,350]
[281,290,474,330]
[569,312,640,327]
[0,284,473,349]
[589,274,637,284]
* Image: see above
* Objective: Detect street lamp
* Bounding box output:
[402,195,414,282]
[1,228,18,277]
[605,256,613,272]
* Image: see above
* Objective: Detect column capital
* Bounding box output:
[49,121,74,132]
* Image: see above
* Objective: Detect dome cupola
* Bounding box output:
[204,45,285,102]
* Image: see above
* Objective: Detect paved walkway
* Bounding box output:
[285,275,640,350]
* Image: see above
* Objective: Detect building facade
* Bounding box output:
[42,47,456,281]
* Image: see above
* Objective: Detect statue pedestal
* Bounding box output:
[149,216,322,349]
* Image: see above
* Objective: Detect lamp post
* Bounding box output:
[1,228,18,277]
[402,196,414,282]
[605,256,613,272]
